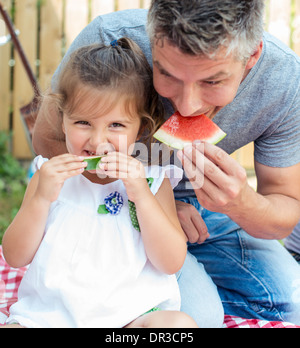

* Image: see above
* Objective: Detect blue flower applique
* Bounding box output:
[98,192,124,216]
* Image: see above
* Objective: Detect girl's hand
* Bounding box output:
[36,154,87,203]
[98,152,149,202]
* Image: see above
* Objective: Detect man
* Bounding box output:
[286,223,300,264]
[33,0,300,324]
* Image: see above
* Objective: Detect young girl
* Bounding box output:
[2,38,197,328]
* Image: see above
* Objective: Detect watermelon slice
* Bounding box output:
[154,112,226,150]
[83,155,106,171]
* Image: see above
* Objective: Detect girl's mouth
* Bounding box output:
[84,144,116,158]
[84,150,97,157]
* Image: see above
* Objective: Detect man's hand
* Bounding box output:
[178,141,300,240]
[176,200,209,244]
[178,141,248,215]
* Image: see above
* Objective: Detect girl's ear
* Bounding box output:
[137,122,147,141]
[62,116,66,135]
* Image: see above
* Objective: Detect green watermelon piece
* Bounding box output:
[83,155,106,171]
[154,112,226,150]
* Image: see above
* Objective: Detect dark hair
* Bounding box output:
[47,37,164,142]
[147,0,265,60]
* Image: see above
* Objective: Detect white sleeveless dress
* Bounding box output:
[7,156,183,328]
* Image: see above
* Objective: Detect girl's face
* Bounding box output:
[62,91,142,161]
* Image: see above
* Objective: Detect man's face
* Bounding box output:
[152,40,252,119]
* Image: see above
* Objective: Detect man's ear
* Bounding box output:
[245,40,263,70]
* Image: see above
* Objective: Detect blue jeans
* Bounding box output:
[176,252,224,328]
[177,197,300,325]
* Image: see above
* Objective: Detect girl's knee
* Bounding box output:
[0,324,24,328]
[168,311,198,328]
[131,310,198,328]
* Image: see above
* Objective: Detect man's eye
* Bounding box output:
[204,80,221,86]
[161,70,172,78]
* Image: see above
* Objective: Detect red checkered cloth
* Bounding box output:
[223,315,299,329]
[0,246,299,328]
[0,246,28,324]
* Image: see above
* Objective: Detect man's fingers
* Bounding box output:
[176,201,209,244]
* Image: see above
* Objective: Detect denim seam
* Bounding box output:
[237,230,248,267]
[206,241,283,320]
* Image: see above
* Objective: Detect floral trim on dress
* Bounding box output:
[97,178,153,231]
[97,192,124,216]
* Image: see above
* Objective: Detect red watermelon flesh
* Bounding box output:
[154,112,226,150]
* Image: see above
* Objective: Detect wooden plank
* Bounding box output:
[12,0,37,159]
[231,143,255,171]
[293,0,300,55]
[39,0,64,91]
[65,0,89,49]
[239,143,255,170]
[0,0,11,132]
[91,0,115,20]
[268,0,292,46]
[117,0,140,11]
[142,0,151,9]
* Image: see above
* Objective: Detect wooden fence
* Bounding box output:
[0,0,300,165]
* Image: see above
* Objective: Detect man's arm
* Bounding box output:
[32,89,67,158]
[179,142,300,240]
[250,160,300,239]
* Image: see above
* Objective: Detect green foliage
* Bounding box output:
[0,132,27,244]
[0,132,26,192]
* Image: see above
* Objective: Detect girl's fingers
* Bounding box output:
[99,152,144,179]
[43,154,87,175]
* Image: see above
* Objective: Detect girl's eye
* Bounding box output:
[75,121,90,126]
[110,123,124,128]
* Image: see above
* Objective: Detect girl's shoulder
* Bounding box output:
[32,155,49,172]
[145,165,183,196]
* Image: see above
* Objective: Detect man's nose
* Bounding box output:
[176,84,204,117]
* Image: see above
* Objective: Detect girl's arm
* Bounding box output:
[135,178,187,275]
[100,152,187,275]
[3,171,51,268]
[3,154,87,268]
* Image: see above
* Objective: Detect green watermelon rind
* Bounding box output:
[154,128,226,150]
[83,155,106,171]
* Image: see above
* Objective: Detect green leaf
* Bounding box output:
[97,204,109,215]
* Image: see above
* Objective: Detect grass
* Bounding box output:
[0,188,26,244]
[0,131,28,244]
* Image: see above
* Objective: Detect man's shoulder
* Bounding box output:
[52,9,150,90]
[99,8,148,31]
[63,8,149,50]
[100,9,148,30]
[249,32,300,96]
[263,32,300,71]
[98,9,150,52]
